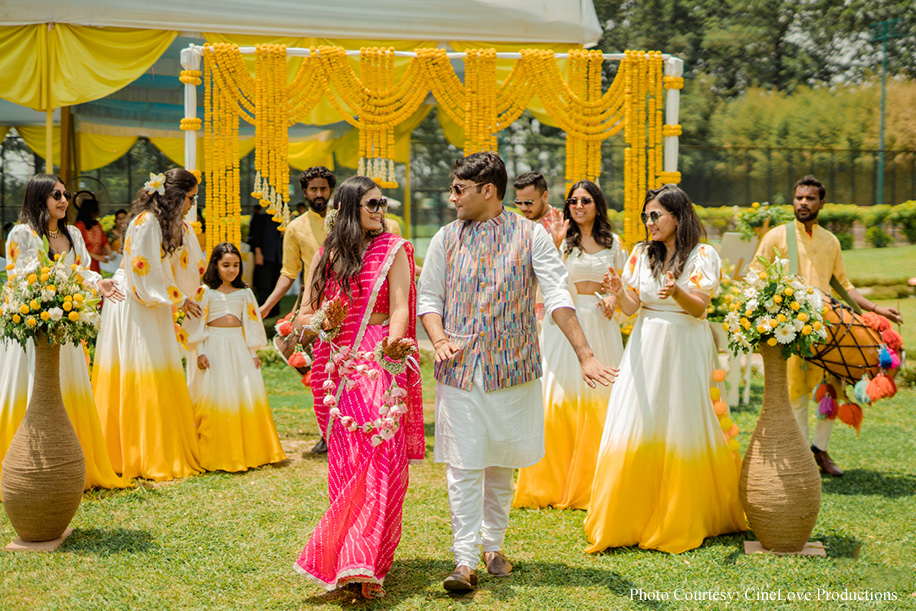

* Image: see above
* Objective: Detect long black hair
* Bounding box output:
[202,242,247,290]
[129,168,196,256]
[642,184,705,280]
[309,176,383,307]
[563,180,616,256]
[19,174,74,256]
[75,198,100,230]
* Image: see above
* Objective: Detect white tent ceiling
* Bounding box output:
[0,0,602,46]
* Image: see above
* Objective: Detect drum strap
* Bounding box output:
[784,222,862,314]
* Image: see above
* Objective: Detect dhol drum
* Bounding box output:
[805,296,882,385]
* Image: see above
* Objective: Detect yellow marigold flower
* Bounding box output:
[19,304,29,314]
[74,293,84,303]
[71,263,78,270]
[767,337,778,346]
[751,202,760,208]
[757,324,768,333]
[26,317,37,327]
[758,272,767,281]
[27,273,38,285]
[53,253,61,261]
[40,311,50,321]
[802,325,812,336]
[741,318,751,330]
[47,284,56,292]
[813,321,823,331]
[777,314,786,323]
[797,312,809,322]
[12,314,21,324]
[774,295,783,304]
[29,299,39,311]
[790,301,800,310]
[68,311,79,322]
[41,266,50,274]
[784,287,794,296]
[62,301,73,312]
[745,309,754,318]
[39,273,49,283]
[721,322,729,332]
[64,295,73,301]
[769,319,778,328]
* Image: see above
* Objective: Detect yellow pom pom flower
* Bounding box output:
[767,337,778,346]
[68,311,79,322]
[784,287,794,296]
[773,295,783,304]
[26,317,37,327]
[40,311,50,321]
[62,301,73,312]
[12,314,21,324]
[802,325,812,336]
[27,273,38,285]
[19,304,29,314]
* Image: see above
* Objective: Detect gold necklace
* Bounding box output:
[48,228,62,239]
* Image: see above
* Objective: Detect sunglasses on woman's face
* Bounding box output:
[566,197,594,207]
[361,198,388,213]
[50,190,72,202]
[641,210,666,225]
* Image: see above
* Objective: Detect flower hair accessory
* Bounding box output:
[323,207,338,233]
[144,172,166,196]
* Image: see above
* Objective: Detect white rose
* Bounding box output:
[41,288,56,301]
[48,307,63,322]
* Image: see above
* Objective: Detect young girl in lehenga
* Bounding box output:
[293,176,424,600]
[183,242,285,472]
[584,184,745,554]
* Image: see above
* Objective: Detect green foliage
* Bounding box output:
[888,200,916,244]
[836,232,854,250]
[694,205,737,235]
[866,225,892,248]
[735,202,793,241]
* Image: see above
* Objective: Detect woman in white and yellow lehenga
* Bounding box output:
[0,174,127,490]
[95,169,204,481]
[585,185,745,554]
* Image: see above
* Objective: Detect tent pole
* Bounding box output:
[46,109,54,172]
[181,46,203,223]
[404,135,412,240]
[663,57,683,179]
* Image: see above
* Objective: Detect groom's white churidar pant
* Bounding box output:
[435,365,545,568]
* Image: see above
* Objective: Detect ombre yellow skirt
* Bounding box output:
[584,309,745,554]
[514,295,623,510]
[1,338,128,490]
[105,296,202,482]
[187,326,285,472]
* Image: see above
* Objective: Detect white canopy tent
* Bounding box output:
[0,0,603,46]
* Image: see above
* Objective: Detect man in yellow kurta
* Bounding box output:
[753,175,903,476]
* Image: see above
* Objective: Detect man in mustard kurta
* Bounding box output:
[753,175,903,476]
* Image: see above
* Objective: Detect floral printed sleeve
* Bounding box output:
[182,285,209,352]
[6,225,40,274]
[171,221,205,298]
[240,288,267,356]
[124,213,186,308]
[620,243,643,293]
[683,244,721,296]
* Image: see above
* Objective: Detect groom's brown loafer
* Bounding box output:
[483,551,513,576]
[443,565,478,591]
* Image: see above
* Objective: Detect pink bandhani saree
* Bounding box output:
[294,232,424,590]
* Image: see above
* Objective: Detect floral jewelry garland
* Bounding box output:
[322,338,417,447]
[144,173,166,196]
[309,297,347,341]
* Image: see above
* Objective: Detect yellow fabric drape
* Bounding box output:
[440,41,582,147]
[0,126,9,142]
[150,136,256,169]
[0,25,176,111]
[16,126,136,171]
[288,138,336,171]
[332,104,432,169]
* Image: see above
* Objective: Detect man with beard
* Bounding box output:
[753,175,903,476]
[258,166,336,454]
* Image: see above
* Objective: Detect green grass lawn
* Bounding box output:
[2,355,915,610]
[842,244,916,286]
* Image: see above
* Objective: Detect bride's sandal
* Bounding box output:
[362,583,386,599]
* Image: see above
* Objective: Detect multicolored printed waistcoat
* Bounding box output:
[435,208,541,391]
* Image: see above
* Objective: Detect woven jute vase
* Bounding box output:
[1,336,85,542]
[739,342,821,552]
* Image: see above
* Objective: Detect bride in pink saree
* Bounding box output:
[293,176,424,599]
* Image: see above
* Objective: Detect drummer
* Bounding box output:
[752,175,903,477]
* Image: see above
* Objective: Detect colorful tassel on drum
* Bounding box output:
[861,311,891,333]
[888,348,901,370]
[836,402,864,437]
[881,328,903,351]
[866,373,897,402]
[853,376,872,405]
[817,394,837,419]
[879,346,894,369]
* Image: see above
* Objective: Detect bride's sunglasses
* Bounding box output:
[640,210,667,225]
[361,198,389,213]
[50,190,72,202]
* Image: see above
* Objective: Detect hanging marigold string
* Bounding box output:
[313,46,428,188]
[250,44,291,230]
